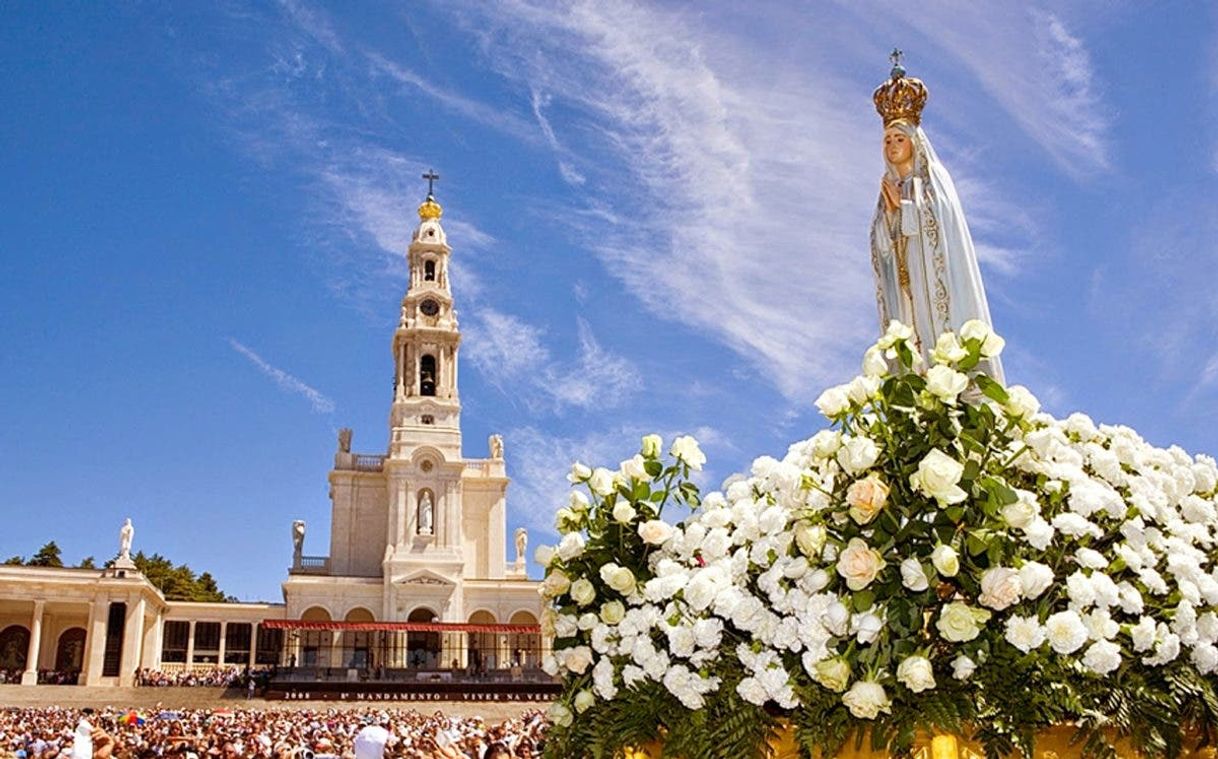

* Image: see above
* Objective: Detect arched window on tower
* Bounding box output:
[424,260,436,281]
[420,354,437,397]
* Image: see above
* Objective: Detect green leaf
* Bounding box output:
[976,374,1010,404]
[644,460,663,478]
[853,590,875,611]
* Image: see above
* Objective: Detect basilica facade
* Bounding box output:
[0,189,542,687]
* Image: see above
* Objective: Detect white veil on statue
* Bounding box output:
[869,61,1004,383]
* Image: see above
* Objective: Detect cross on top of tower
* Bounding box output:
[422,169,440,198]
[417,169,443,220]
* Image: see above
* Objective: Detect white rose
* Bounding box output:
[937,602,990,643]
[837,436,880,475]
[600,601,625,625]
[862,346,889,378]
[554,507,580,532]
[853,611,884,645]
[951,655,976,680]
[589,467,616,496]
[815,385,851,417]
[931,332,968,365]
[570,578,596,607]
[931,544,960,577]
[880,320,914,347]
[1002,492,1038,529]
[1045,610,1088,654]
[619,455,648,481]
[557,532,586,561]
[896,655,936,693]
[925,364,970,404]
[573,689,596,713]
[1005,385,1041,418]
[960,319,1005,357]
[569,490,590,511]
[641,434,662,458]
[1018,561,1054,599]
[795,523,827,558]
[670,435,707,471]
[1082,640,1122,675]
[811,657,851,692]
[612,501,637,524]
[841,680,891,720]
[910,449,968,505]
[567,462,591,483]
[599,563,637,595]
[822,601,851,637]
[847,375,881,405]
[534,544,556,567]
[846,474,890,525]
[638,519,675,545]
[546,702,573,727]
[836,538,885,591]
[541,569,571,598]
[562,646,593,674]
[979,567,1022,611]
[900,558,930,592]
[810,430,843,459]
[1004,615,1046,653]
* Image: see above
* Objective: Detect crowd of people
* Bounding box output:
[0,706,549,758]
[133,669,250,689]
[0,671,79,686]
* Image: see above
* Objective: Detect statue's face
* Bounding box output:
[883,126,913,166]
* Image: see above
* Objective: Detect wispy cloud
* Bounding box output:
[529,87,586,186]
[449,0,884,400]
[364,52,538,143]
[228,339,336,414]
[464,310,640,412]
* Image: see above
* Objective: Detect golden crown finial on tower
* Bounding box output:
[417,168,443,220]
[873,48,928,126]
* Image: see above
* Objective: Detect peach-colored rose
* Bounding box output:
[846,475,890,525]
[836,538,885,591]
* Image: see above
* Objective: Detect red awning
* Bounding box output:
[261,619,540,634]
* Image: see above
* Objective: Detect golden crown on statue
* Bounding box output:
[873,48,928,126]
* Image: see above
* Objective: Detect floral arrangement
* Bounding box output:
[537,321,1218,758]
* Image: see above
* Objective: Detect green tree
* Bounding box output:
[78,556,96,569]
[27,541,64,567]
[3,555,23,566]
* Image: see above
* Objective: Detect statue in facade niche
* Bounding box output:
[118,518,134,562]
[337,427,352,453]
[514,527,528,565]
[418,492,434,535]
[292,520,306,564]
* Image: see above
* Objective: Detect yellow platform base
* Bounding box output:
[627,725,1217,758]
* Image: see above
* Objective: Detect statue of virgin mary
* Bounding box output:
[869,54,1004,383]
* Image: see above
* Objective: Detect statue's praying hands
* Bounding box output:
[880,175,901,213]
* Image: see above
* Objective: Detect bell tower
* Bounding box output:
[389,171,462,460]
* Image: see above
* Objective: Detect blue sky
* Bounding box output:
[2,2,1216,602]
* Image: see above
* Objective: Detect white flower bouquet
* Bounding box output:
[538,322,1218,758]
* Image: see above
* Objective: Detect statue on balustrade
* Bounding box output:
[118,518,135,562]
[291,520,306,566]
